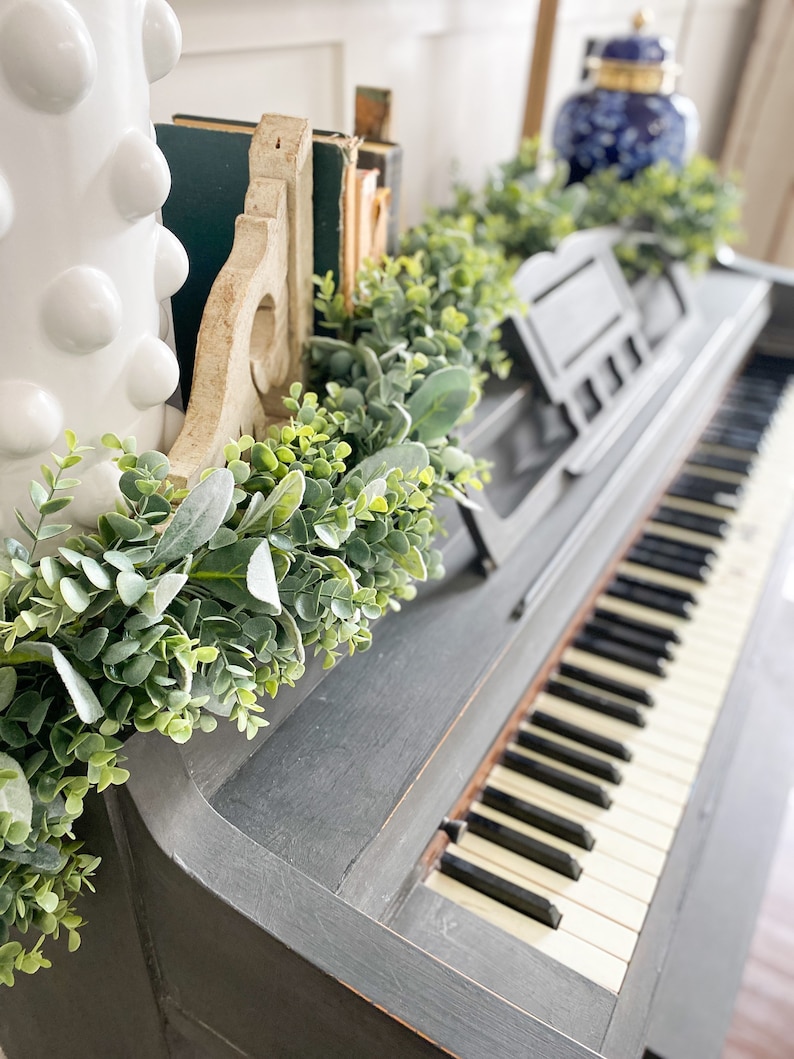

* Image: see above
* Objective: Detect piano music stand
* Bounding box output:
[462,227,695,568]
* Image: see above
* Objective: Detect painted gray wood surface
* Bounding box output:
[209,269,770,908]
[4,268,778,1058]
[0,794,168,1059]
[114,268,786,1057]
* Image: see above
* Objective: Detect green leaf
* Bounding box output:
[29,480,48,511]
[277,609,305,665]
[317,555,359,591]
[101,639,140,666]
[0,840,65,874]
[394,545,428,581]
[191,539,268,608]
[80,556,112,590]
[138,572,188,618]
[136,450,170,481]
[36,890,59,914]
[314,523,340,549]
[152,468,235,565]
[116,570,148,606]
[105,512,145,541]
[246,541,281,614]
[59,577,90,614]
[406,366,472,443]
[0,752,32,842]
[344,443,429,485]
[36,523,71,541]
[75,626,109,662]
[122,654,156,686]
[0,669,16,712]
[23,643,103,724]
[251,469,306,532]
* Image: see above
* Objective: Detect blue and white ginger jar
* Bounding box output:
[552,11,699,183]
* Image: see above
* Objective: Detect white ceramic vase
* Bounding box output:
[0,0,187,542]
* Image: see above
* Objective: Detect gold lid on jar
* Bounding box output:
[587,56,680,95]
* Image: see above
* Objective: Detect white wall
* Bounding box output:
[153,0,758,228]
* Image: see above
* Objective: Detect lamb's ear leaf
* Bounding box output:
[0,751,33,843]
[152,469,235,565]
[23,643,103,724]
[343,443,429,486]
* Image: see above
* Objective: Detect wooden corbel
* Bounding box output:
[167,113,313,487]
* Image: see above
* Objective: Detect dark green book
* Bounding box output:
[156,116,355,405]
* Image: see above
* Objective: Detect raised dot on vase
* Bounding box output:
[110,128,171,222]
[0,381,63,457]
[66,458,122,527]
[142,0,182,83]
[154,224,188,300]
[0,0,96,114]
[42,266,122,354]
[0,170,14,239]
[128,334,179,409]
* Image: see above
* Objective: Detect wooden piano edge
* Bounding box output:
[117,733,602,1059]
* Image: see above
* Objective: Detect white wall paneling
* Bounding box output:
[155,0,761,226]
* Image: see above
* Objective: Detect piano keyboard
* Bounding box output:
[425,361,794,993]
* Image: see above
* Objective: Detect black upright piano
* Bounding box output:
[9,252,794,1059]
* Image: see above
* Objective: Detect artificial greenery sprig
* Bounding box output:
[457,138,742,278]
[308,213,521,507]
[0,390,447,983]
[577,155,742,279]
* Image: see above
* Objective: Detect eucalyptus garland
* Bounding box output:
[0,138,740,986]
[456,138,742,279]
[0,204,520,983]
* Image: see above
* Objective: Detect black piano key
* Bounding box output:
[466,810,583,881]
[439,850,562,929]
[516,728,623,784]
[586,615,674,659]
[714,411,772,432]
[701,425,763,451]
[716,398,776,420]
[652,506,728,539]
[607,577,693,619]
[502,748,613,809]
[673,471,742,496]
[615,573,696,604]
[626,546,709,583]
[687,451,752,476]
[531,710,633,762]
[592,606,681,645]
[546,678,647,727]
[573,630,666,676]
[481,786,596,850]
[557,662,654,707]
[638,533,716,565]
[667,475,741,506]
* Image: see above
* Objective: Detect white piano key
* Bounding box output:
[488,765,677,852]
[505,741,687,824]
[532,692,706,768]
[451,837,645,950]
[426,872,628,992]
[425,378,794,991]
[517,725,693,805]
[472,800,659,903]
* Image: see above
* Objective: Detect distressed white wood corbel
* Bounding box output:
[168,113,313,487]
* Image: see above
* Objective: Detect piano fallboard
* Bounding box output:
[111,270,794,1059]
